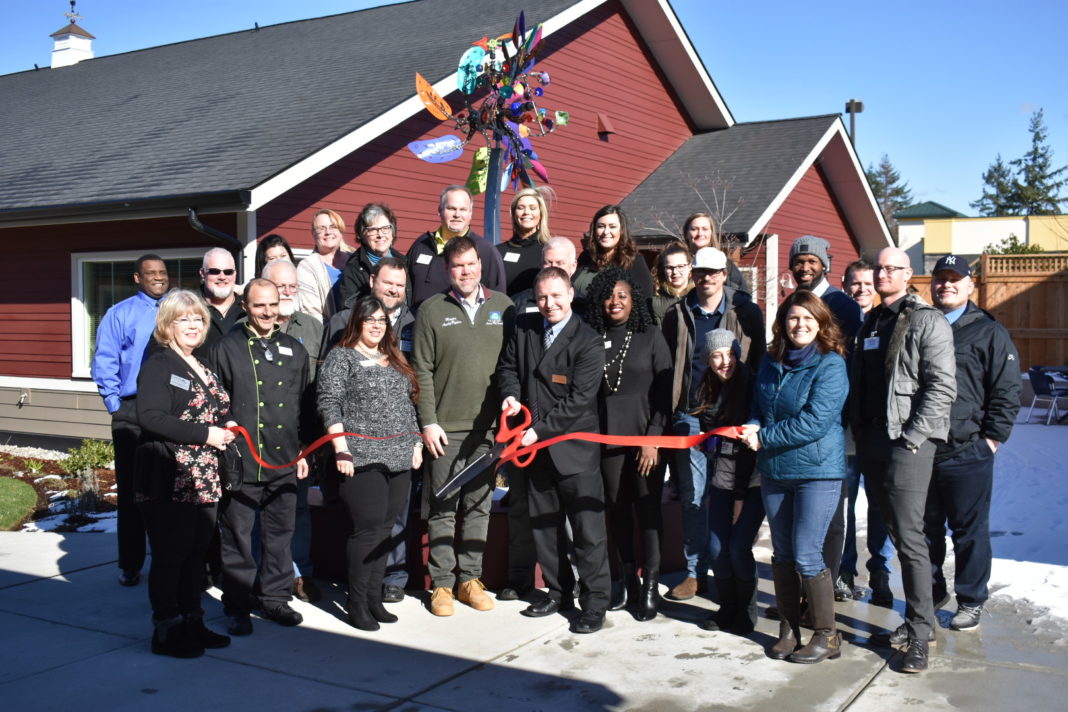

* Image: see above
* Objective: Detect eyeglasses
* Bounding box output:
[664,264,691,273]
[362,316,388,326]
[875,265,908,275]
[174,317,205,327]
[313,226,339,235]
[364,226,394,237]
[204,268,235,276]
[274,283,298,294]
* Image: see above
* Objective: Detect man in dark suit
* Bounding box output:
[496,267,610,633]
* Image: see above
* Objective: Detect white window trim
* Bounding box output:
[70,248,207,379]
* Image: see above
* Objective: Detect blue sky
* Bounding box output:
[3,1,1066,216]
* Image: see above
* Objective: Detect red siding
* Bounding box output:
[1,214,236,377]
[760,164,860,293]
[257,0,695,252]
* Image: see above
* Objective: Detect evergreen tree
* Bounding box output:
[970,154,1014,216]
[866,153,913,234]
[1008,109,1066,215]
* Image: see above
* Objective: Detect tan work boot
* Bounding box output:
[667,576,699,601]
[430,587,455,617]
[457,578,495,611]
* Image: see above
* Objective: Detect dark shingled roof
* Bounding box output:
[0,0,581,215]
[894,200,967,219]
[622,115,839,239]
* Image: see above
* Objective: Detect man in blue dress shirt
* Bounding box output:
[91,254,170,586]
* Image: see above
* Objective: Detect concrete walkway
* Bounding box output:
[1,530,1066,711]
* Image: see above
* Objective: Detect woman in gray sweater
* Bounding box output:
[318,296,423,631]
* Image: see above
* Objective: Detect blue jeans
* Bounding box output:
[672,412,709,579]
[841,455,895,576]
[762,477,842,578]
[708,485,764,584]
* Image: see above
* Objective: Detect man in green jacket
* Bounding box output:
[412,235,515,617]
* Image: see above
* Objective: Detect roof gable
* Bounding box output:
[894,200,967,219]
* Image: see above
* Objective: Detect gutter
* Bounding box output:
[188,207,243,252]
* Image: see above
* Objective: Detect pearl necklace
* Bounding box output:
[603,330,633,393]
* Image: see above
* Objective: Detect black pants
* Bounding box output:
[528,454,611,612]
[338,467,411,603]
[140,499,217,620]
[602,446,664,572]
[113,399,146,573]
[925,439,995,606]
[857,426,937,641]
[504,464,538,587]
[219,474,298,612]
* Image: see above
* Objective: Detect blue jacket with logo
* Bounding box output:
[749,350,848,480]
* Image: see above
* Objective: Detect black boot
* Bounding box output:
[183,609,230,649]
[700,577,737,631]
[609,562,636,611]
[870,570,893,607]
[152,615,204,658]
[789,568,842,664]
[733,577,758,634]
[347,579,379,632]
[634,569,659,622]
[769,560,802,660]
[367,585,399,624]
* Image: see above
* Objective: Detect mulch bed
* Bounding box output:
[0,452,116,531]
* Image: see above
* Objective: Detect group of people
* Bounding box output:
[90,183,1019,673]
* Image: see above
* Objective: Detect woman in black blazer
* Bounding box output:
[585,268,673,621]
[135,289,235,658]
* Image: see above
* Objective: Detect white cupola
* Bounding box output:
[50,1,96,68]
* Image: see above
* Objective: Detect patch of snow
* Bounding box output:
[33,475,62,483]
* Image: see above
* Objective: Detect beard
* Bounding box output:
[205,283,233,300]
[278,299,296,317]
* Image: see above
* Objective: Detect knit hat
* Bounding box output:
[702,328,740,364]
[789,235,831,271]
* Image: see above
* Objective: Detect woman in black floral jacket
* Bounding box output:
[135,289,236,658]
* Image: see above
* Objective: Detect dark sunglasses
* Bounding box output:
[204,268,235,276]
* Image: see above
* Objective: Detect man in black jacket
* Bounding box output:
[925,255,1020,631]
[210,279,310,635]
[496,267,610,633]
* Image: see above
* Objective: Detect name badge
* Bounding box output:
[278,346,294,356]
[170,374,191,390]
[416,253,433,265]
[525,306,539,313]
[503,252,521,263]
[551,374,568,384]
[863,336,880,351]
[721,441,734,455]
[604,340,612,349]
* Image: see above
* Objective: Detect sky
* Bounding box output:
[2,0,1066,216]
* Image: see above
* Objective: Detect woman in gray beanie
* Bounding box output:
[692,328,762,634]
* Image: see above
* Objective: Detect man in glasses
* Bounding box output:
[851,247,956,673]
[412,236,514,616]
[208,279,312,636]
[91,253,170,587]
[661,246,765,602]
[197,247,244,355]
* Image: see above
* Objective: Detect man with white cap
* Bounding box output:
[661,246,765,601]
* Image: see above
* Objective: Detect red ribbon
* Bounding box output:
[225,404,746,471]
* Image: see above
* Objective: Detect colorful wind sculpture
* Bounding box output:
[408,12,569,242]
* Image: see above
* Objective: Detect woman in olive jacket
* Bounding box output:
[740,290,848,665]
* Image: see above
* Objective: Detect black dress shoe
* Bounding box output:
[261,602,303,627]
[871,623,935,647]
[498,583,535,601]
[227,611,253,636]
[901,639,929,673]
[521,597,573,618]
[573,610,605,634]
[118,569,141,587]
[382,585,405,603]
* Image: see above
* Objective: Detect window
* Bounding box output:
[71,249,208,378]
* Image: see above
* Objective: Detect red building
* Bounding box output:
[0,0,889,443]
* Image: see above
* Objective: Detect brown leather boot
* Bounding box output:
[768,559,802,660]
[790,568,842,664]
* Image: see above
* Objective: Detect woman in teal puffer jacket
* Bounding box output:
[739,290,848,665]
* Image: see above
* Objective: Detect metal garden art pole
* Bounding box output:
[408,12,569,245]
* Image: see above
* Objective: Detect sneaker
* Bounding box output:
[871,622,936,647]
[430,587,455,617]
[950,603,983,631]
[667,577,699,601]
[293,577,322,603]
[901,638,929,673]
[457,578,495,611]
[833,576,854,602]
[382,585,405,603]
